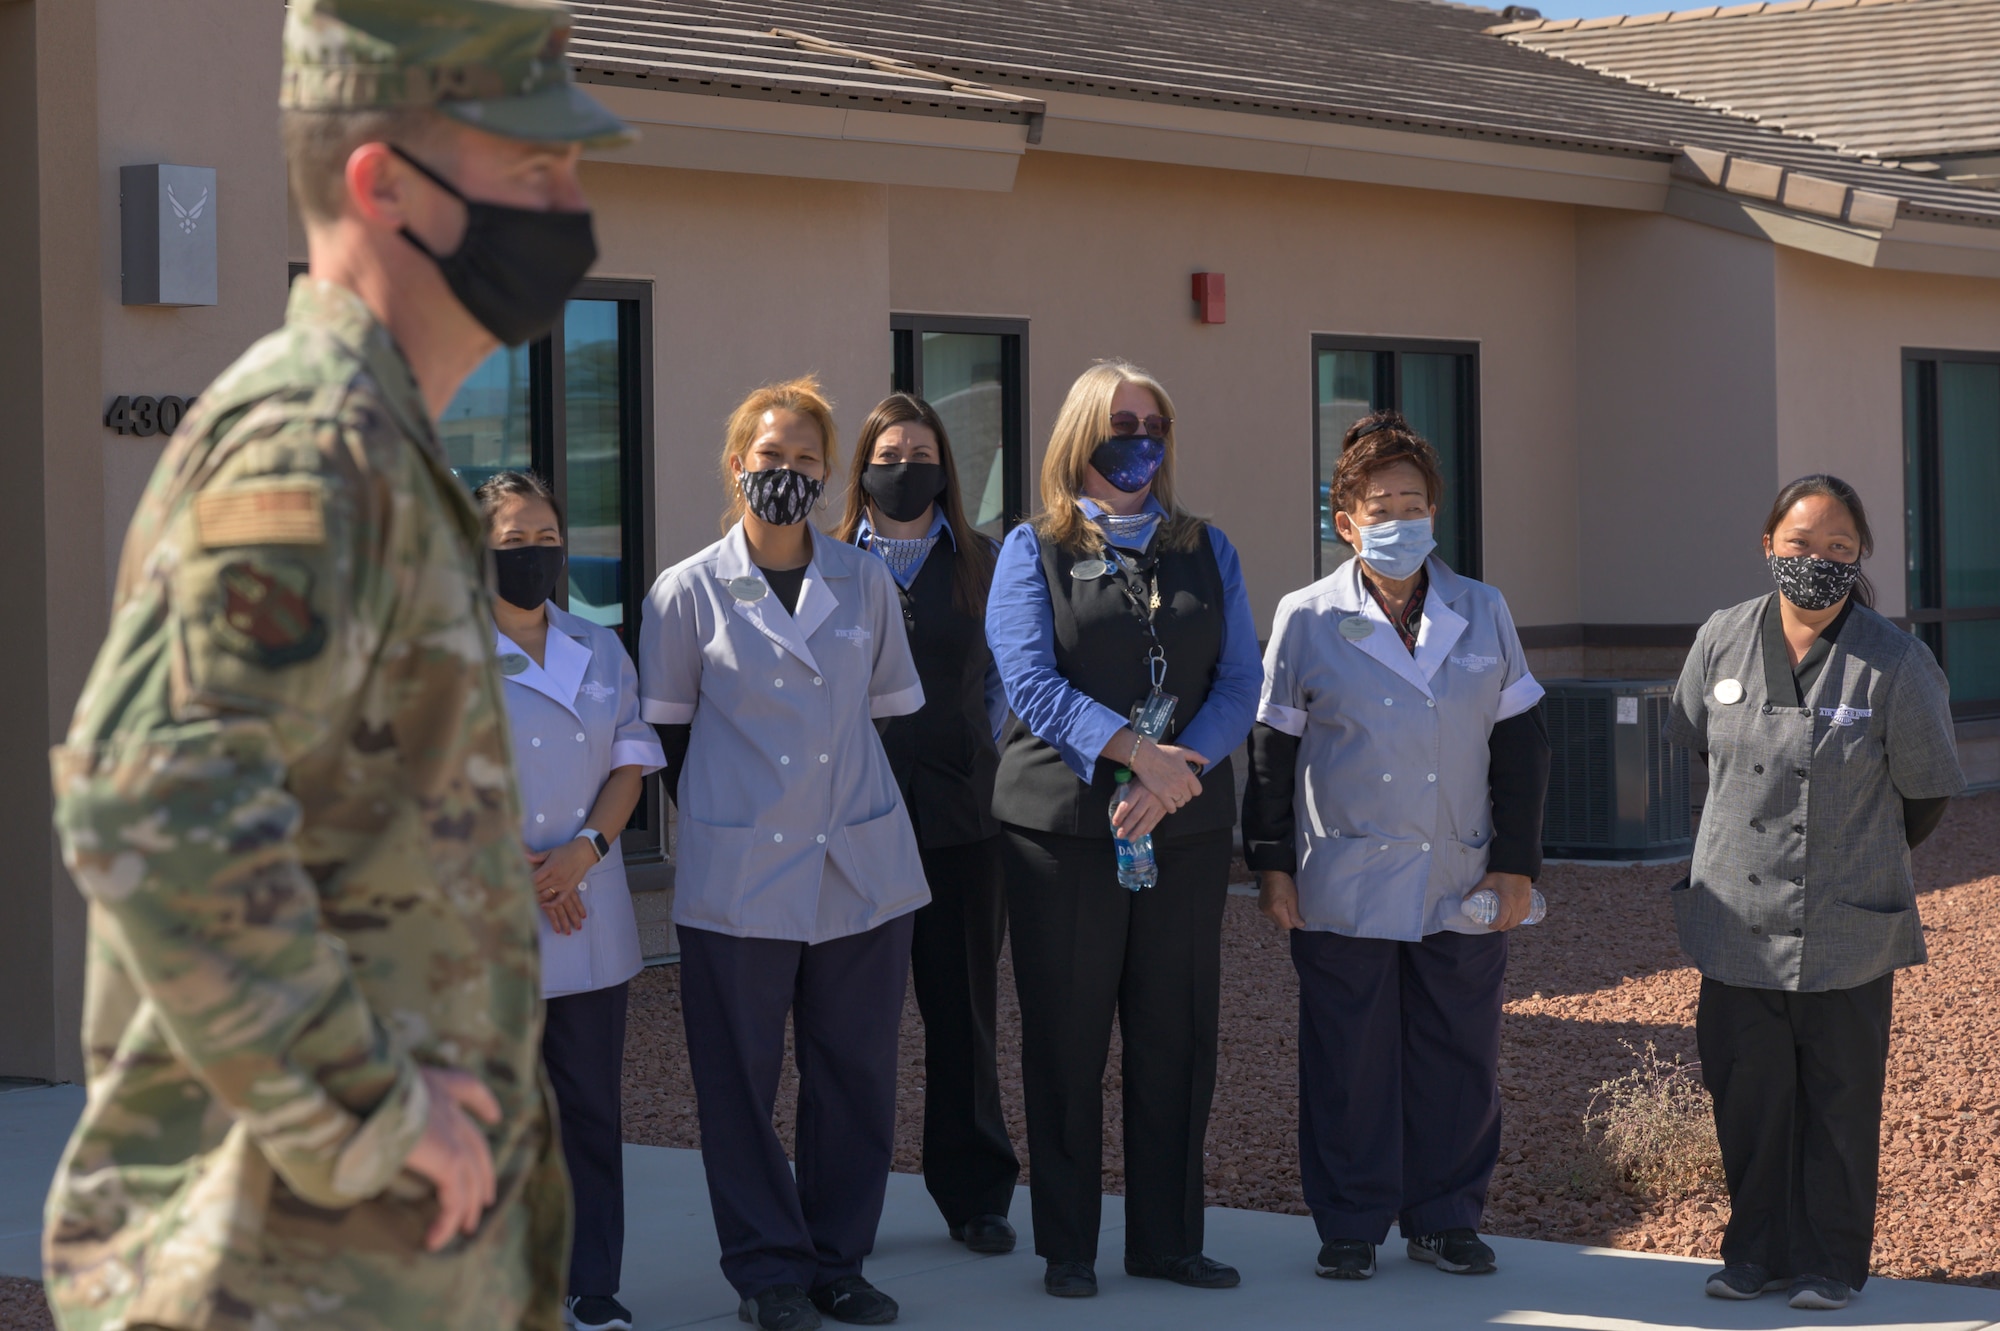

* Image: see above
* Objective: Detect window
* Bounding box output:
[1905,349,2000,716]
[891,316,1028,535]
[443,279,661,856]
[1311,337,1480,579]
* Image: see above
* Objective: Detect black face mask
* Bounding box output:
[739,467,823,527]
[391,146,598,348]
[861,462,947,524]
[493,544,566,611]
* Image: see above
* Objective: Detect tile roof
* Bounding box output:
[564,0,2000,225]
[564,4,1045,123]
[1495,0,2000,168]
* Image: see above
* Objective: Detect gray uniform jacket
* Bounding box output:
[499,602,666,999]
[1257,556,1544,941]
[639,523,930,944]
[1665,594,1964,992]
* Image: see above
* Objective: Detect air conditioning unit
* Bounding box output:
[1539,678,1692,861]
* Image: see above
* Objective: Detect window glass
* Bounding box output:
[1905,353,2000,712]
[440,342,532,488]
[564,299,626,633]
[1402,353,1466,573]
[1315,349,1377,574]
[1312,340,1478,579]
[922,332,1008,535]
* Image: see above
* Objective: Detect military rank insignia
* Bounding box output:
[214,559,328,667]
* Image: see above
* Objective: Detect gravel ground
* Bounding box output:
[627,790,2000,1288]
[0,1277,52,1331]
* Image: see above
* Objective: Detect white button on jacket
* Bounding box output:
[1258,556,1544,941]
[498,602,667,999]
[639,524,929,944]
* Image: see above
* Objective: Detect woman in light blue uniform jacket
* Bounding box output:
[478,471,664,1331]
[638,377,928,1331]
[1243,413,1549,1286]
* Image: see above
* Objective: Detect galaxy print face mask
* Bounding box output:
[1768,552,1861,611]
[1089,434,1166,493]
[739,467,823,526]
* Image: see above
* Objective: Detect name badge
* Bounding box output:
[498,652,530,677]
[1819,705,1872,727]
[1131,688,1179,741]
[1070,559,1110,581]
[1714,678,1744,705]
[1339,615,1374,641]
[726,576,767,602]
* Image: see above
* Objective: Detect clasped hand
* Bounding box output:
[1111,741,1209,839]
[526,838,597,935]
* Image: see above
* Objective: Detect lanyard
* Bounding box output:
[1107,548,1170,694]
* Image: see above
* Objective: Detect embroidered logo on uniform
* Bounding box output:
[1450,653,1500,674]
[1819,705,1873,727]
[213,559,327,667]
[834,626,872,644]
[580,681,615,702]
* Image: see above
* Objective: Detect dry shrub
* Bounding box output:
[1583,1040,1725,1200]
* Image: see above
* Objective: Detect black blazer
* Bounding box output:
[871,535,1003,850]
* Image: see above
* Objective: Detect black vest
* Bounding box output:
[992,526,1234,838]
[873,539,1002,850]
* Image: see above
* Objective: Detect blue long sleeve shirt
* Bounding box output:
[986,498,1262,782]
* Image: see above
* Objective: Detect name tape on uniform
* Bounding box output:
[195,485,325,548]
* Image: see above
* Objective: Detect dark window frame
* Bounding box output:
[1903,345,2000,720]
[1309,334,1482,581]
[890,314,1030,531]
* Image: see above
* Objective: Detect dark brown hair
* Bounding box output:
[1329,409,1445,517]
[1762,473,1874,608]
[473,469,564,539]
[834,393,996,615]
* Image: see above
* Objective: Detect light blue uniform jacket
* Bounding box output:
[1257,557,1543,942]
[638,524,930,945]
[500,601,666,998]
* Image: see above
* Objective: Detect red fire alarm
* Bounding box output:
[1192,272,1226,324]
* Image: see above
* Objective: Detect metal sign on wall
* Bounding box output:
[121,163,217,306]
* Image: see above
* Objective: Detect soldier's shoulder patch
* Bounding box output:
[196,484,325,548]
[213,558,328,668]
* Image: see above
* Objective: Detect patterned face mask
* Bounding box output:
[1088,434,1166,493]
[739,467,823,526]
[1768,552,1861,611]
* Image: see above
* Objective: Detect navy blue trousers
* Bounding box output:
[1291,928,1508,1245]
[542,981,630,1298]
[678,916,914,1297]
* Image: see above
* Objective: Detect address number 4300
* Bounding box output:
[105,394,198,437]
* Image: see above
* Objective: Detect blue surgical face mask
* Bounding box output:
[1354,516,1435,580]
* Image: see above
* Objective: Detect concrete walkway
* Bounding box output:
[6,1082,1998,1330]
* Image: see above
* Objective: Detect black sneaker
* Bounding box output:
[565,1295,634,1331]
[948,1213,1017,1255]
[1407,1229,1497,1274]
[1788,1275,1851,1310]
[1704,1263,1786,1300]
[1315,1239,1377,1280]
[808,1276,898,1326]
[1043,1260,1098,1298]
[738,1284,822,1331]
[1124,1253,1241,1288]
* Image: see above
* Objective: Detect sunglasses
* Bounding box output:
[1109,411,1173,437]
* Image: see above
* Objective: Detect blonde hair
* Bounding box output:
[719,375,840,530]
[280,108,453,223]
[1034,360,1204,554]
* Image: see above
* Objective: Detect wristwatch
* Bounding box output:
[575,828,610,862]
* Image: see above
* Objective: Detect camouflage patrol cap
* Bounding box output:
[281,0,632,148]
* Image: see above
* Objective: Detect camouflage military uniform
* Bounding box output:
[43,3,629,1327]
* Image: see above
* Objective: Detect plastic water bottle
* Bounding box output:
[1111,768,1158,891]
[1463,887,1547,927]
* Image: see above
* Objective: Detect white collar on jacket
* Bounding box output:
[1321,555,1469,701]
[496,601,595,722]
[714,522,848,676]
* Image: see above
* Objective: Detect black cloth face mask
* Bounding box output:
[861,462,947,524]
[1769,551,1862,612]
[391,146,598,348]
[493,543,566,611]
[739,467,823,526]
